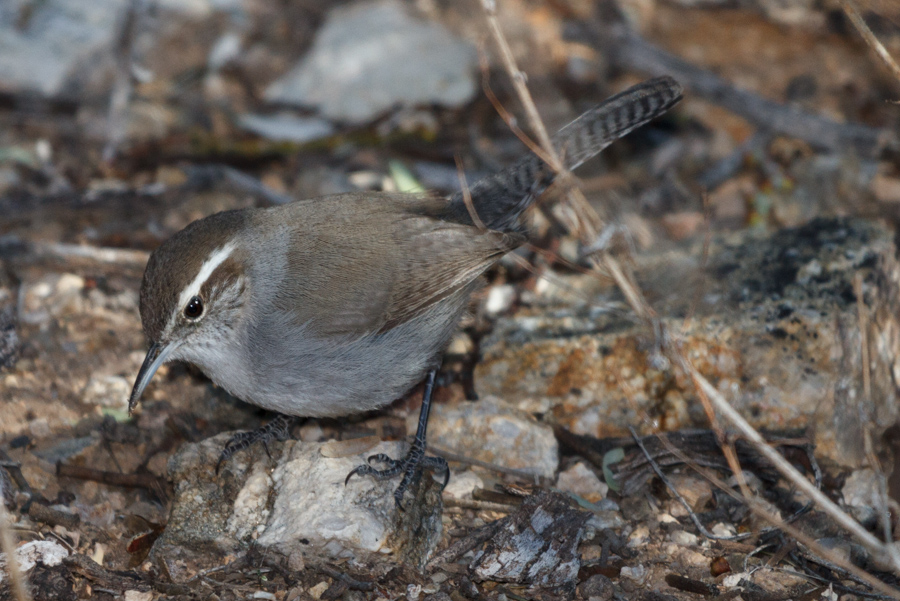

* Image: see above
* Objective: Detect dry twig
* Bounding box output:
[839,0,900,89]
[0,491,30,601]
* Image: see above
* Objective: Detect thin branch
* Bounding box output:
[688,366,899,575]
[839,0,900,89]
[0,492,31,601]
[428,442,546,481]
[442,497,516,513]
[455,155,486,230]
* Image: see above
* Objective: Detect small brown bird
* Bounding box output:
[129,76,683,505]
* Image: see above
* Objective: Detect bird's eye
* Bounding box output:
[184,296,204,319]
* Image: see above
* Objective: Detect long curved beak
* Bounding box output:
[128,341,177,414]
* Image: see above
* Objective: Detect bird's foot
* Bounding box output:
[345,446,449,509]
[217,414,296,472]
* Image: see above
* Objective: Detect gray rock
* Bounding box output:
[265,0,476,124]
[151,434,442,581]
[577,574,614,601]
[238,113,335,143]
[841,468,880,526]
[0,0,128,97]
[426,396,558,479]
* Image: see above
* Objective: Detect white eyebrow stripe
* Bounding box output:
[175,242,237,315]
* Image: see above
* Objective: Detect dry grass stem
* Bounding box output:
[669,441,900,597]
[839,0,900,88]
[0,496,31,601]
[429,442,545,481]
[690,367,899,576]
[455,155,486,230]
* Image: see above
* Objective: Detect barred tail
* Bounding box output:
[447,76,683,232]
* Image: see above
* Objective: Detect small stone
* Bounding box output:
[722,573,748,587]
[577,574,614,601]
[628,525,650,546]
[0,540,69,585]
[666,474,712,512]
[556,462,608,503]
[484,285,516,316]
[711,522,736,537]
[443,470,483,499]
[309,581,330,600]
[619,564,646,582]
[82,375,131,408]
[842,468,879,525]
[287,550,305,572]
[239,113,334,143]
[407,583,422,601]
[123,591,154,601]
[18,273,85,325]
[669,530,699,546]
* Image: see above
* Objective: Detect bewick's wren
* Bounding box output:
[129,77,682,504]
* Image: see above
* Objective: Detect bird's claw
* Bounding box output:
[345,448,449,509]
[216,414,296,473]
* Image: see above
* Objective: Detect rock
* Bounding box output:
[841,468,880,525]
[556,462,607,503]
[151,434,442,580]
[577,574,614,601]
[265,0,477,124]
[81,375,131,408]
[0,540,69,585]
[238,113,335,143]
[0,0,128,97]
[426,396,558,479]
[484,284,517,317]
[442,470,483,499]
[476,218,900,467]
[669,529,699,546]
[17,273,85,326]
[665,474,712,514]
[469,491,589,588]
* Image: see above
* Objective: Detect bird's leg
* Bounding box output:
[345,369,449,508]
[217,413,296,472]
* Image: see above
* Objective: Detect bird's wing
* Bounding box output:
[272,193,522,338]
[379,210,522,332]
